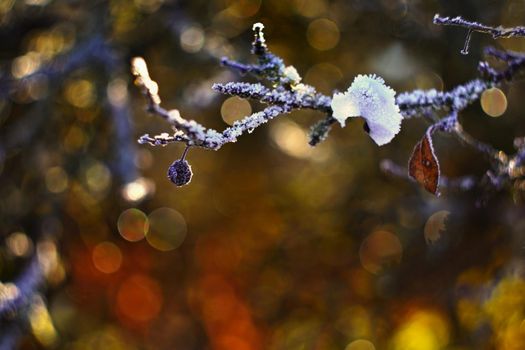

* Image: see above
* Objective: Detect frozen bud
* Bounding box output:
[251,22,267,55]
[284,65,301,84]
[131,57,161,104]
[131,57,150,80]
[252,22,265,32]
[331,74,402,146]
[308,119,332,146]
[167,159,193,186]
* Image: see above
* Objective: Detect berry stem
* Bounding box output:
[181,145,191,161]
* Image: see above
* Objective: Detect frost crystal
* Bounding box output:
[331,74,403,146]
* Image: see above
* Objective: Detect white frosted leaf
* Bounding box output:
[331,92,359,127]
[331,74,403,145]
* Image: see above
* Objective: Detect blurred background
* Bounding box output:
[1,0,525,349]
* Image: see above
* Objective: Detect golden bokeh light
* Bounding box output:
[180,25,205,53]
[45,166,69,193]
[146,207,187,251]
[221,96,252,126]
[481,87,507,117]
[270,119,310,158]
[92,241,123,274]
[63,125,87,153]
[391,310,449,350]
[27,24,74,59]
[11,52,41,79]
[29,295,58,347]
[345,339,376,350]
[6,231,33,257]
[359,230,402,274]
[117,208,149,242]
[270,119,330,161]
[64,79,96,109]
[116,274,163,322]
[307,19,340,51]
[121,177,155,202]
[85,161,112,193]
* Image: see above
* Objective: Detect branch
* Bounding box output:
[396,79,488,118]
[434,14,525,55]
[134,18,525,196]
[131,59,295,151]
[380,159,477,191]
[434,14,525,39]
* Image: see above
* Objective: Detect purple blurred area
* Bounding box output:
[1,0,525,349]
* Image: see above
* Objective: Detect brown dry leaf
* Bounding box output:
[408,131,440,195]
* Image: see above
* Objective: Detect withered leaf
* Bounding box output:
[408,131,440,195]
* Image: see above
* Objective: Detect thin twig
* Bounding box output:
[434,14,525,39]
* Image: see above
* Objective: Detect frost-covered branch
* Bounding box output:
[132,59,296,152]
[380,159,477,191]
[132,23,336,185]
[434,14,525,55]
[396,79,488,118]
[434,14,525,39]
[135,18,525,198]
[384,17,525,196]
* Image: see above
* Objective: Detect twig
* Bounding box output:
[434,14,525,39]
[434,14,525,55]
[380,159,477,191]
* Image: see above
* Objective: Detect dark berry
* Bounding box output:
[167,159,192,186]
